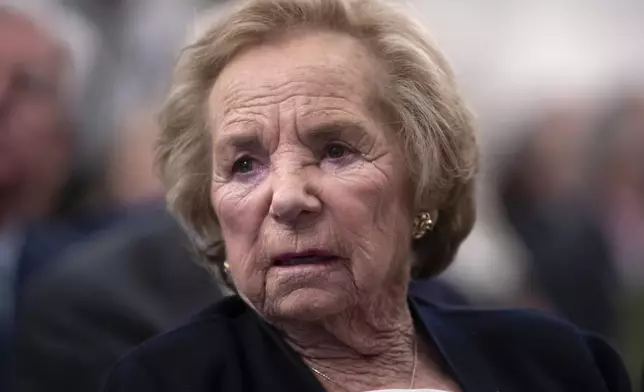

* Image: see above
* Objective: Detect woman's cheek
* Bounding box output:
[216,180,271,261]
[214,181,261,232]
[216,191,268,303]
[323,160,406,278]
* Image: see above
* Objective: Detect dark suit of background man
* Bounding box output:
[12,205,224,392]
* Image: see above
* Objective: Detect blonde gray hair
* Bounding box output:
[157,0,478,282]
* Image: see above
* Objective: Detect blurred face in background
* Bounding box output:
[526,107,588,204]
[107,107,163,206]
[611,96,644,197]
[0,10,71,220]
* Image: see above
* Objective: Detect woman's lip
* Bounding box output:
[272,249,338,265]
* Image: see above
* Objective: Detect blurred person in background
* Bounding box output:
[12,1,234,390]
[588,91,644,388]
[106,107,166,206]
[497,105,620,339]
[590,92,644,293]
[13,105,225,392]
[0,1,110,387]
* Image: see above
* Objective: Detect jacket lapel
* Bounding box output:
[410,295,500,392]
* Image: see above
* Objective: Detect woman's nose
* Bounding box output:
[269,169,321,225]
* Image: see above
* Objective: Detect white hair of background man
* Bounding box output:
[0,0,100,113]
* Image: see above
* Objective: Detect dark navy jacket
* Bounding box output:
[103,288,632,392]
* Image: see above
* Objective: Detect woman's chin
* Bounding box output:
[267,288,352,321]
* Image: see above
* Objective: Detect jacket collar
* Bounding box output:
[409,293,500,392]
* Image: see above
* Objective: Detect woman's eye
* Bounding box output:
[232,157,255,174]
[325,144,349,159]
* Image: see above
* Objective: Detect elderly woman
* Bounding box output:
[104,0,631,391]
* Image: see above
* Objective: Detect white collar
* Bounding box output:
[365,389,450,392]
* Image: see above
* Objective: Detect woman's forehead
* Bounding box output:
[208,31,379,119]
[215,29,375,81]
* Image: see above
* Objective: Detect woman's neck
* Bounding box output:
[281,302,414,357]
[274,288,418,390]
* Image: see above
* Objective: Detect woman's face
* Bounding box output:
[209,31,414,321]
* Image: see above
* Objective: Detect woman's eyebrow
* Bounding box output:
[212,120,374,156]
[213,131,262,156]
[302,120,372,144]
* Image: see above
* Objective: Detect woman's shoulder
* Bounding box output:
[411,295,631,391]
[102,296,252,391]
[136,294,248,352]
[414,294,596,346]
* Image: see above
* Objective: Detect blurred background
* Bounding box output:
[1,0,642,391]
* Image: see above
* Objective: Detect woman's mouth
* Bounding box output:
[273,250,339,266]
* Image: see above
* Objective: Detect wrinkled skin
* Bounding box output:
[208,31,457,391]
